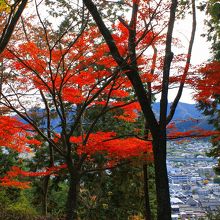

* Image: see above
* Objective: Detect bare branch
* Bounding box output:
[167,0,197,124]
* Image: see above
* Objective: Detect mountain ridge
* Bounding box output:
[153,102,213,131]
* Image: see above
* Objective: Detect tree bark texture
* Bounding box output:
[66,169,79,220]
[153,135,171,220]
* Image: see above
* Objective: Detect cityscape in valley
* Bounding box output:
[167,141,220,220]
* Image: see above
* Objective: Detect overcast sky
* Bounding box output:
[167,7,212,104]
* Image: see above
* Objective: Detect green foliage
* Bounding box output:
[48,182,68,217]
[176,0,191,18]
[7,191,38,215]
[27,176,68,217]
[0,189,11,207]
[213,176,220,184]
[198,99,220,161]
[0,149,20,176]
[78,161,146,220]
[0,189,38,220]
[208,1,220,20]
[199,0,220,60]
[0,209,58,220]
[0,187,66,219]
[205,208,220,220]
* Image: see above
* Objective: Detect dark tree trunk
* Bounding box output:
[66,170,80,220]
[143,124,152,220]
[0,0,28,54]
[143,163,152,220]
[153,135,171,220]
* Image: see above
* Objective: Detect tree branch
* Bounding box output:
[167,0,196,124]
[0,0,28,54]
[159,0,178,130]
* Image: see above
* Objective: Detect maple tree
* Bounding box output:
[0,116,42,189]
[82,0,197,219]
[0,3,154,219]
[0,0,28,194]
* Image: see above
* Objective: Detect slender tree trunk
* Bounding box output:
[42,175,50,215]
[153,135,171,220]
[0,0,28,54]
[66,170,80,220]
[41,144,54,216]
[143,163,152,220]
[143,123,152,220]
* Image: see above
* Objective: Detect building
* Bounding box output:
[169,174,190,184]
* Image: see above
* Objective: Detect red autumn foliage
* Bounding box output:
[2,28,143,122]
[0,2,194,192]
[0,164,67,189]
[0,116,41,153]
[1,128,153,189]
[192,61,220,102]
[70,131,152,160]
[167,119,220,141]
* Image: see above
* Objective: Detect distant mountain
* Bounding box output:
[153,102,213,131]
[20,103,213,133]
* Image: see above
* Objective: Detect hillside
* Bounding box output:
[153,102,213,131]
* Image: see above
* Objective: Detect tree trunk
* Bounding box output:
[0,0,28,54]
[143,163,152,220]
[42,175,50,216]
[153,136,171,220]
[41,144,54,216]
[66,170,80,220]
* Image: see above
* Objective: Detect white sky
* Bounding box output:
[166,6,212,104]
